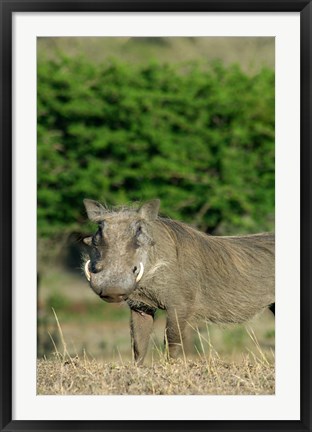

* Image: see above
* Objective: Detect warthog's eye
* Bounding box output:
[136,225,142,236]
[132,224,145,249]
[92,228,102,246]
[133,223,155,247]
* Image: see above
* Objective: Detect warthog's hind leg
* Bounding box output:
[165,308,189,360]
[130,307,155,365]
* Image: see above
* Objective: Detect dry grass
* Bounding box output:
[37,310,274,396]
[37,354,274,395]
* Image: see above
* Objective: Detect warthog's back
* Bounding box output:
[152,219,275,324]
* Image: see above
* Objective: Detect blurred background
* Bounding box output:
[37,37,275,362]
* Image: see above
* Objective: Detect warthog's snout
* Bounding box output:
[84,260,144,303]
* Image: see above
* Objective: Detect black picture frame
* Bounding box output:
[1,1,311,431]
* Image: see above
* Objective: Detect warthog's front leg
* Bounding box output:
[130,308,155,365]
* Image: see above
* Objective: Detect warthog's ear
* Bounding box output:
[83,199,106,222]
[138,199,160,221]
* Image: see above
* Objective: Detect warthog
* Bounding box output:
[83,199,275,364]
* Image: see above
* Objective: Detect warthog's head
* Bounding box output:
[83,199,160,303]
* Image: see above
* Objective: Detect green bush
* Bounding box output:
[37,57,274,237]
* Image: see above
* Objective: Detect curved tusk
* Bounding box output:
[136,262,144,283]
[84,260,91,281]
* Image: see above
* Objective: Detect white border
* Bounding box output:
[13,12,300,421]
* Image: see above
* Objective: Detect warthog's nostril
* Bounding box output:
[133,266,137,274]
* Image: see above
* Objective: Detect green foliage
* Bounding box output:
[37,56,274,237]
[46,292,70,311]
[222,327,246,350]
